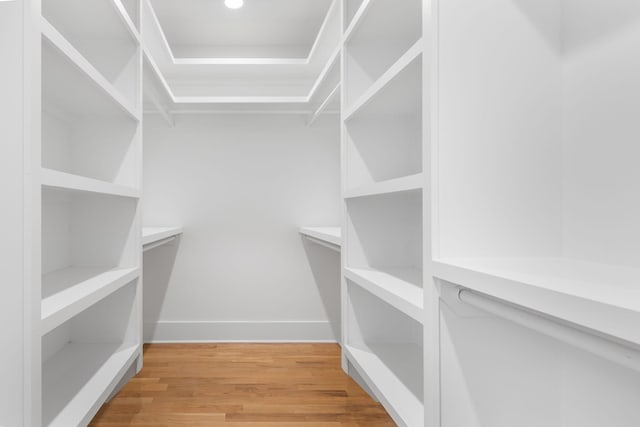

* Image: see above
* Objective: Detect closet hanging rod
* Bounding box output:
[307,82,341,127]
[457,288,640,372]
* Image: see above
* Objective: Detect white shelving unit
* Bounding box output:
[432,0,640,425]
[341,0,425,425]
[30,0,145,425]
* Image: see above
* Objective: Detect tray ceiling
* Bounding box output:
[149,0,333,59]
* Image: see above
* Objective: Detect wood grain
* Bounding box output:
[90,343,395,426]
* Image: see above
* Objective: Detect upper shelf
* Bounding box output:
[42,19,140,121]
[42,0,141,110]
[343,0,422,106]
[433,257,640,345]
[299,227,342,250]
[41,168,140,199]
[344,39,422,121]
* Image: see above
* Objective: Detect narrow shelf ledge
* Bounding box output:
[344,38,422,121]
[344,343,424,427]
[41,267,140,335]
[41,168,140,199]
[41,17,140,121]
[345,174,423,199]
[143,226,183,249]
[299,227,341,251]
[42,343,139,427]
[433,257,640,345]
[345,267,423,323]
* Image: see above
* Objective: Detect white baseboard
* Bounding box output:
[144,320,339,343]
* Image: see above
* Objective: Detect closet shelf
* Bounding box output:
[433,257,640,345]
[345,267,423,323]
[41,267,140,335]
[42,343,139,427]
[344,38,422,121]
[41,17,140,121]
[112,0,141,43]
[343,0,372,43]
[142,226,183,250]
[299,227,341,251]
[345,173,423,199]
[344,344,424,427]
[41,168,140,199]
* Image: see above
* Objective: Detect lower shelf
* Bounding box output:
[42,343,139,427]
[41,267,140,335]
[433,257,640,344]
[344,343,423,427]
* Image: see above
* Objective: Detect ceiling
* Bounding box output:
[149,0,333,59]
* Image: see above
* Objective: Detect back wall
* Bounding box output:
[142,113,341,342]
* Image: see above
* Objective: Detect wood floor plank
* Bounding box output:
[90,344,395,426]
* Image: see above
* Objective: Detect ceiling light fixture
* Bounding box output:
[224,0,243,9]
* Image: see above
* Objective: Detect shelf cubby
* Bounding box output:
[346,283,424,427]
[42,189,139,302]
[346,190,422,266]
[343,50,422,190]
[42,0,140,108]
[42,283,139,427]
[343,0,421,106]
[42,27,140,186]
[435,0,640,341]
[42,30,139,120]
[345,191,422,319]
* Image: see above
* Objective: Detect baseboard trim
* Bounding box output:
[144,320,339,343]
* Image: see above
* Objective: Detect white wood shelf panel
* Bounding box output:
[299,227,342,248]
[41,267,140,335]
[345,173,423,199]
[344,38,422,121]
[41,168,140,199]
[111,0,141,43]
[142,226,183,246]
[42,343,139,427]
[343,0,372,43]
[41,17,140,121]
[345,267,423,323]
[345,343,424,427]
[433,257,640,345]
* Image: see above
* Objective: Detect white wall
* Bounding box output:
[142,113,341,342]
[561,0,640,268]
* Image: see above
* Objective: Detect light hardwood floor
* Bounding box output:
[90,343,395,426]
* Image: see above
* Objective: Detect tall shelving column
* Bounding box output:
[35,0,143,426]
[0,1,39,426]
[340,0,425,425]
